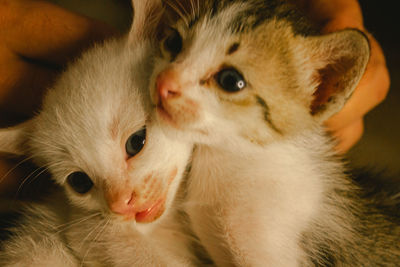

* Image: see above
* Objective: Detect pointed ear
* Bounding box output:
[129,0,163,41]
[307,29,370,122]
[0,121,32,156]
[161,0,201,21]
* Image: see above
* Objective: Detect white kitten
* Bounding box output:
[0,1,196,266]
[150,0,399,266]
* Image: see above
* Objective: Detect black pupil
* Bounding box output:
[216,68,246,92]
[164,30,182,57]
[126,128,146,157]
[67,172,93,194]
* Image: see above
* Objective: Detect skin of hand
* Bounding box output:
[0,0,116,197]
[292,0,390,153]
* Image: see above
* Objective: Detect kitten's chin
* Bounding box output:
[154,106,211,145]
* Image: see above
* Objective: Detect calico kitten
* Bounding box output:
[0,1,196,266]
[151,0,400,266]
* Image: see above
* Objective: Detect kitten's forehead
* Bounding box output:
[170,0,312,36]
[34,39,151,175]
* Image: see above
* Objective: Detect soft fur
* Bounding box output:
[0,1,197,266]
[151,0,400,266]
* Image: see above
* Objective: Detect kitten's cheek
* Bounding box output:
[134,168,177,223]
[157,98,201,129]
[156,102,180,128]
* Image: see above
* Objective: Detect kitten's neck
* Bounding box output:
[200,126,335,160]
[188,126,339,203]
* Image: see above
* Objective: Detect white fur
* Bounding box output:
[0,1,196,266]
[151,2,370,266]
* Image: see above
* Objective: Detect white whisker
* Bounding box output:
[0,155,35,185]
[53,212,102,234]
[80,218,110,267]
[164,0,189,27]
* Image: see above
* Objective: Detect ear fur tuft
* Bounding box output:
[308,29,370,121]
[0,121,32,156]
[129,0,164,41]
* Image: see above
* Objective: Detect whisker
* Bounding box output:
[0,155,35,185]
[53,212,102,234]
[164,0,189,27]
[15,167,49,198]
[78,218,105,250]
[189,0,197,18]
[12,160,61,200]
[12,166,46,200]
[173,0,189,16]
[79,220,105,267]
[80,218,110,267]
[196,0,200,17]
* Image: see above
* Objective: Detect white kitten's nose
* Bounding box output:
[108,190,136,217]
[106,188,166,223]
[156,69,181,100]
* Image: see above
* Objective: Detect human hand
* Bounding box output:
[0,0,116,197]
[292,0,390,153]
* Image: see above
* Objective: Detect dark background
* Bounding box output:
[348,1,400,172]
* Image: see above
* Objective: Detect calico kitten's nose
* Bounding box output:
[156,69,181,100]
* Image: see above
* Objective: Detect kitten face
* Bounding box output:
[0,1,192,227]
[25,38,191,226]
[151,0,369,146]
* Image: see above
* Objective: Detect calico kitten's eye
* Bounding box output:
[126,127,146,157]
[163,29,182,57]
[67,172,94,194]
[216,68,247,93]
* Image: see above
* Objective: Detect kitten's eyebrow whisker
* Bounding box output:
[189,0,196,18]
[164,0,190,27]
[13,160,61,200]
[172,0,191,19]
[13,166,48,200]
[0,155,35,185]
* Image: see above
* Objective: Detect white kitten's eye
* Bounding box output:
[215,68,247,93]
[67,172,94,194]
[163,28,182,58]
[125,127,146,157]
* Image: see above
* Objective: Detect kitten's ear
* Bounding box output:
[129,0,163,41]
[306,29,370,122]
[161,0,201,21]
[0,121,32,156]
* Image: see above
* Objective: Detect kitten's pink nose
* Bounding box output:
[156,69,181,100]
[108,190,137,218]
[106,189,166,223]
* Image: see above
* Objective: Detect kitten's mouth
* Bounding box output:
[156,102,179,129]
[135,198,166,223]
[119,197,166,223]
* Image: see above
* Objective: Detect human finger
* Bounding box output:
[330,119,364,154]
